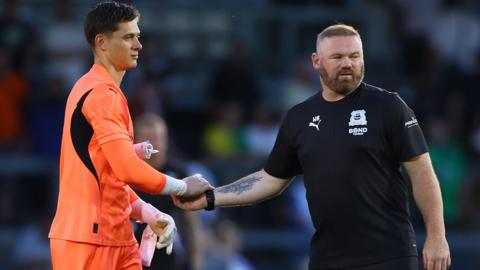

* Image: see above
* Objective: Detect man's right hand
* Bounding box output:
[181,174,214,197]
[172,194,208,211]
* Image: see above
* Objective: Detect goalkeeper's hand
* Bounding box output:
[140,203,177,255]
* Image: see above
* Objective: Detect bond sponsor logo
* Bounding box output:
[349,127,368,136]
[405,117,418,128]
[309,115,321,131]
[348,110,368,135]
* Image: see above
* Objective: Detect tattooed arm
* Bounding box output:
[215,170,292,207]
[173,170,293,210]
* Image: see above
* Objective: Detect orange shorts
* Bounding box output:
[50,239,141,270]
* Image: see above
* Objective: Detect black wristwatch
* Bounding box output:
[204,189,215,211]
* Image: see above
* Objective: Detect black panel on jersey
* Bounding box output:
[265,83,427,269]
[71,89,99,182]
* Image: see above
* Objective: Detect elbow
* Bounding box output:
[273,188,285,197]
[262,170,291,198]
[109,154,146,187]
[115,167,136,184]
[110,159,137,184]
[270,184,287,198]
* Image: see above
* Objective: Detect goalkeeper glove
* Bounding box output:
[140,203,177,254]
[133,141,159,160]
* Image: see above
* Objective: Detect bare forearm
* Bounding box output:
[405,154,446,237]
[413,178,445,236]
[404,154,451,268]
[214,170,291,207]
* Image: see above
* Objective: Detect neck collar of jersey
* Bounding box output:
[90,64,117,86]
[321,82,364,104]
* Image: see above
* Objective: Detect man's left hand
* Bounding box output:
[141,203,177,254]
[422,235,451,270]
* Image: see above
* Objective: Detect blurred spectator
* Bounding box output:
[13,216,51,270]
[27,76,67,159]
[203,219,254,270]
[426,0,480,72]
[392,0,441,36]
[426,117,466,226]
[0,0,38,73]
[457,172,480,230]
[397,0,480,71]
[129,79,165,118]
[202,102,247,158]
[134,113,204,270]
[12,174,53,270]
[463,49,480,145]
[207,41,260,121]
[398,35,446,122]
[43,0,89,87]
[0,45,29,151]
[281,58,318,113]
[244,103,279,158]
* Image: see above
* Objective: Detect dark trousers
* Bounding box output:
[320,256,419,270]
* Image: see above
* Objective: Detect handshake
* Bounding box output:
[135,173,213,266]
[134,142,213,265]
[179,173,214,197]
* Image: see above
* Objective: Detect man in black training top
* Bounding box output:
[174,24,451,270]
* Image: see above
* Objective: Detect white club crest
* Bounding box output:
[349,110,367,126]
[348,110,368,136]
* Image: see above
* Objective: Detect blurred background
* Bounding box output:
[1,0,480,269]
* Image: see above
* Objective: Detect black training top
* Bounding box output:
[264,82,427,269]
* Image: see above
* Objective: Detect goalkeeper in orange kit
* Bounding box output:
[48,2,213,269]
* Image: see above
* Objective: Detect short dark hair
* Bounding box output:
[84,1,140,47]
[316,23,360,47]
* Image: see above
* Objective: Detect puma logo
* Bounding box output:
[309,115,321,131]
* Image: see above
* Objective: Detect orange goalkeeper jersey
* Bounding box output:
[49,64,145,246]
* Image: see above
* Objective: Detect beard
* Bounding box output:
[319,64,364,96]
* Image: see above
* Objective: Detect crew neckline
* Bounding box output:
[320,82,364,104]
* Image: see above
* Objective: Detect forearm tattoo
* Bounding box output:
[217,175,262,195]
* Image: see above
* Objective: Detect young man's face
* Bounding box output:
[102,17,142,70]
[312,35,364,95]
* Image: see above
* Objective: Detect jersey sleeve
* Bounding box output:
[386,93,428,162]
[264,112,302,178]
[83,85,131,145]
[101,139,166,194]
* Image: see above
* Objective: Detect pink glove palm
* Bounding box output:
[135,201,177,266]
[141,203,176,252]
